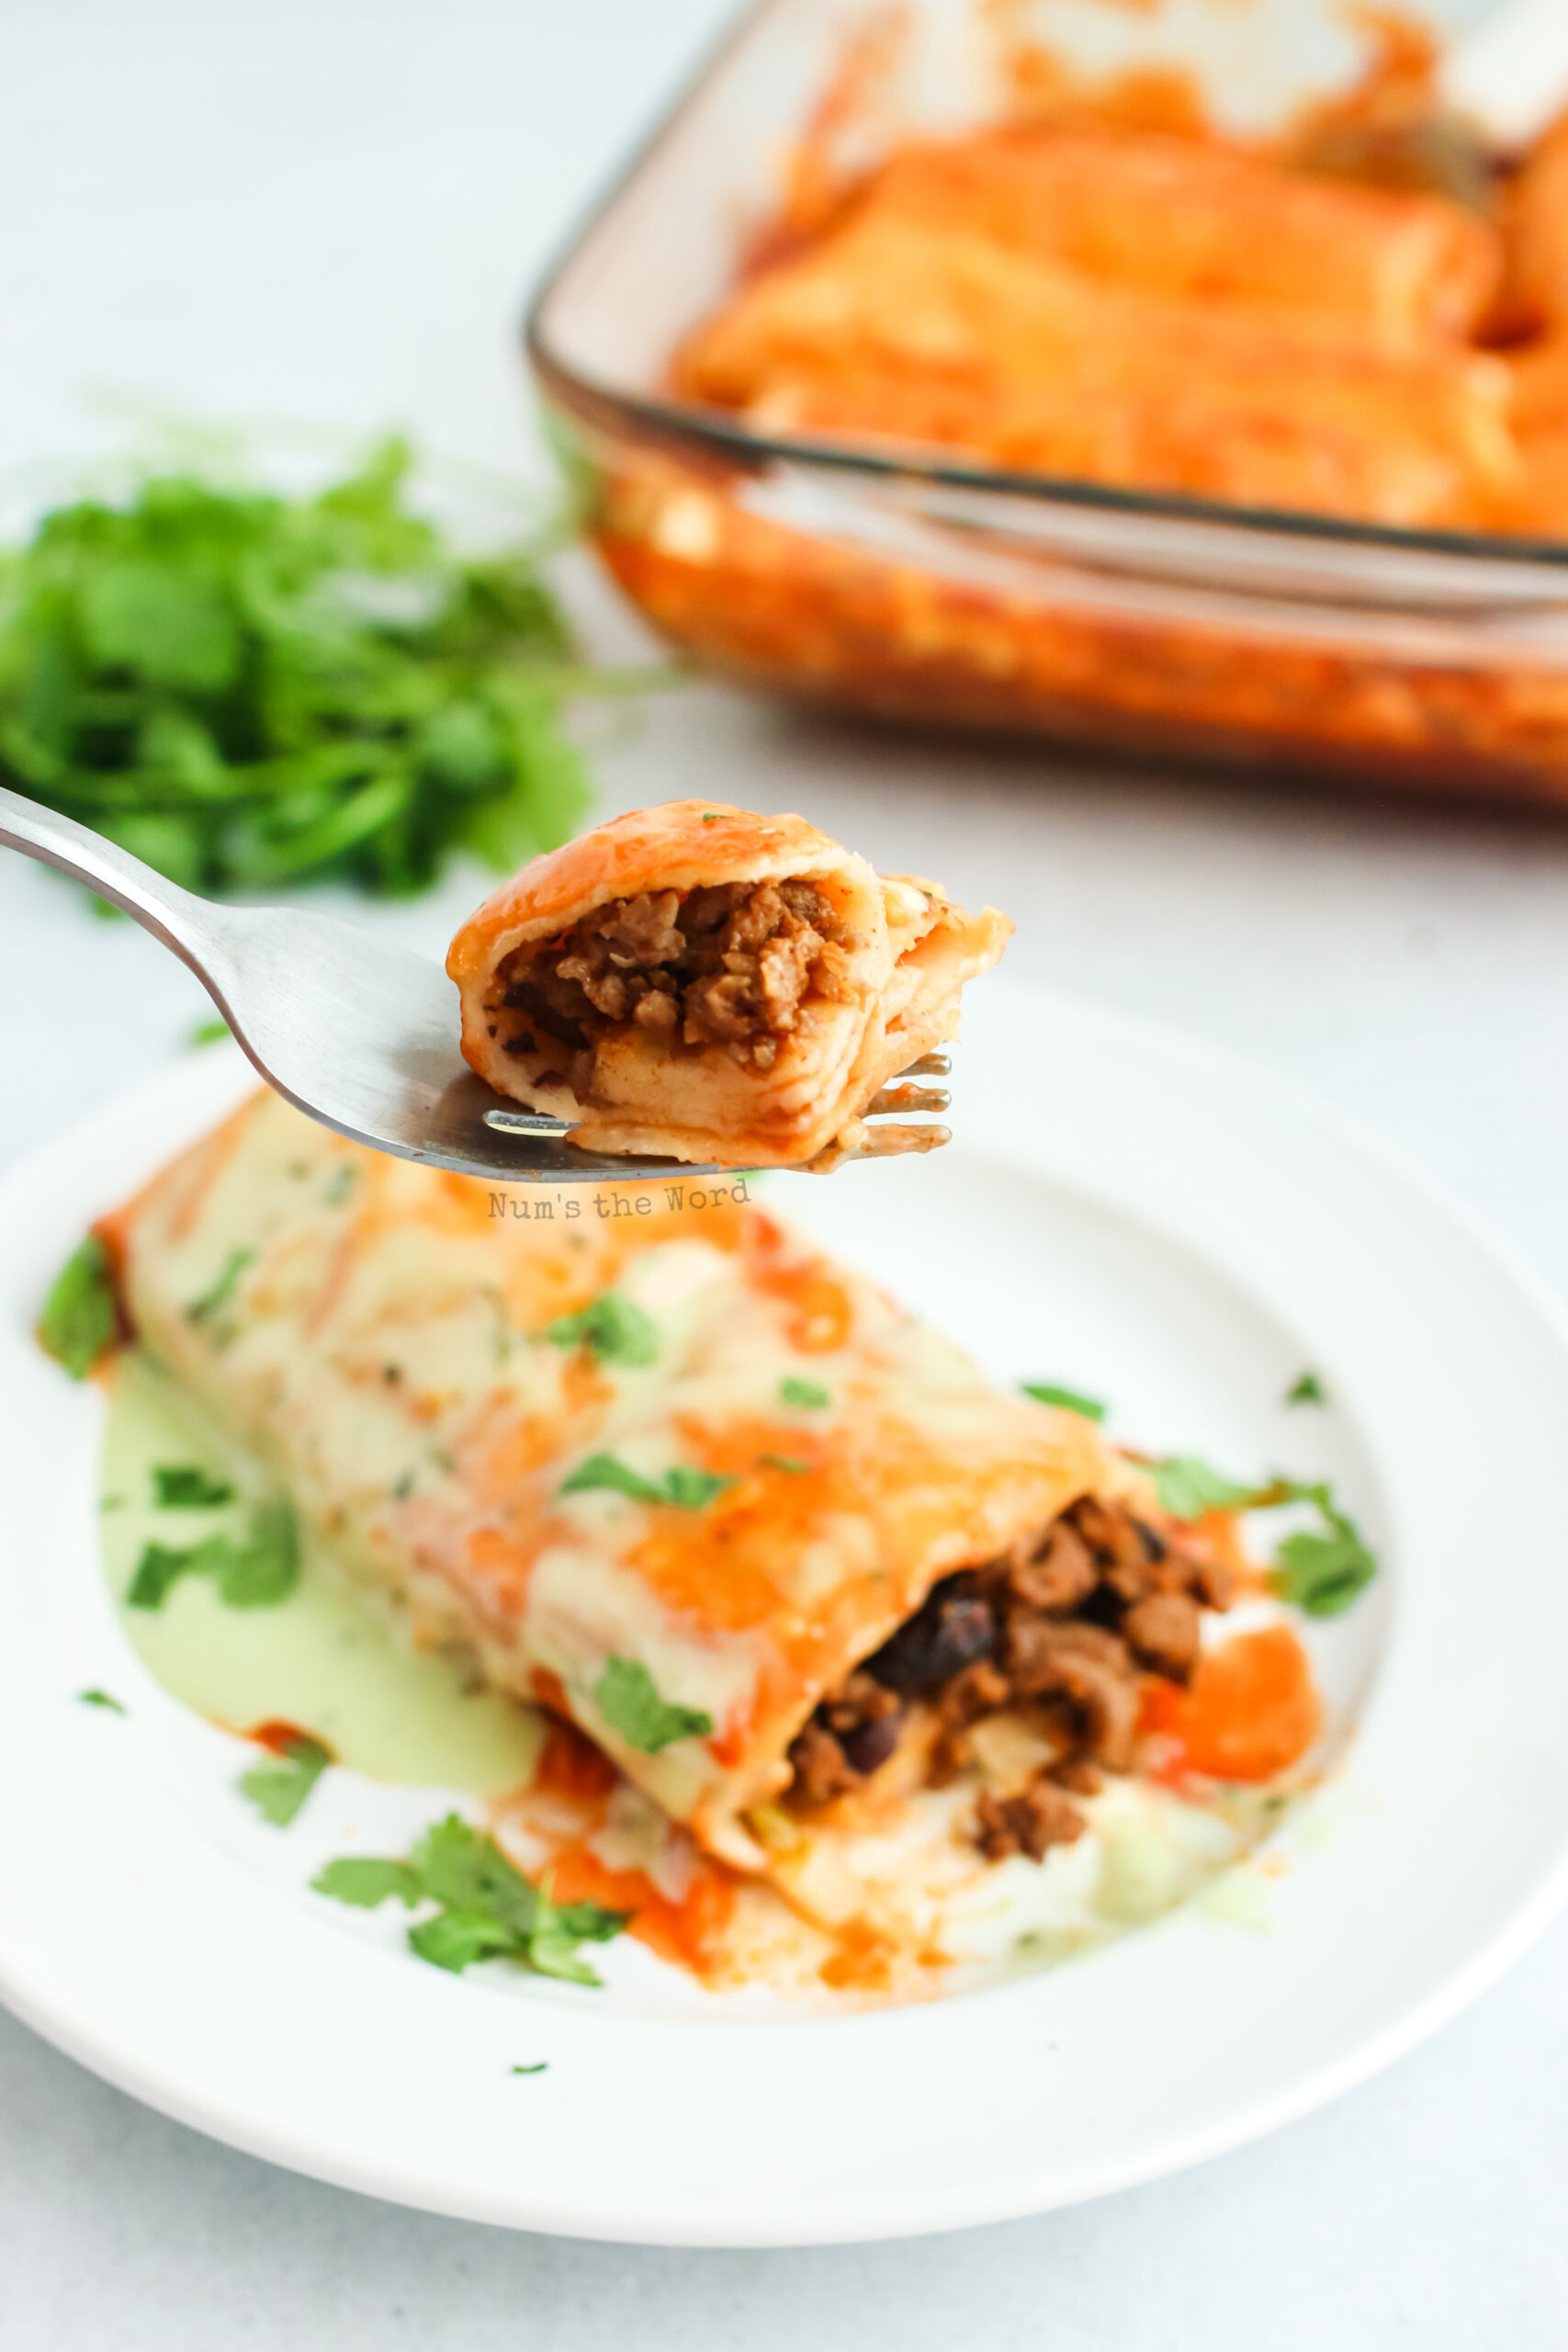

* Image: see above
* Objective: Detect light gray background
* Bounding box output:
[2,3,1567,2343]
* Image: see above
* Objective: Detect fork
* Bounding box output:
[0,786,952,1182]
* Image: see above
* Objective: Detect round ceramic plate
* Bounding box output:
[2,982,1567,2245]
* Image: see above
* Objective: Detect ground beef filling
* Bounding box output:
[784,1495,1235,1861]
[490,878,856,1094]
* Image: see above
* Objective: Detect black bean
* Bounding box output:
[864,1574,997,1695]
[839,1712,902,1776]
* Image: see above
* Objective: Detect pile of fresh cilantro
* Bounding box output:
[0,435,626,898]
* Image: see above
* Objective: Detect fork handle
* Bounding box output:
[0,785,228,976]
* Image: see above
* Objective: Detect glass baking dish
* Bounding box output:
[526,0,1568,808]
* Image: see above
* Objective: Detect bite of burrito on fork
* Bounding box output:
[446,799,1012,1169]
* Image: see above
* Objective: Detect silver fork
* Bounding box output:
[0,786,952,1182]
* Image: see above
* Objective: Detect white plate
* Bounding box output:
[2,981,1567,2246]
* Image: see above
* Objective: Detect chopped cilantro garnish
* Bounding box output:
[185,1246,254,1328]
[1286,1370,1327,1407]
[218,1500,300,1606]
[594,1656,714,1753]
[409,1910,520,1972]
[1151,1455,1262,1520]
[1021,1381,1107,1422]
[1269,1491,1380,1618]
[546,1291,659,1367]
[558,1453,733,1510]
[0,436,649,900]
[152,1463,235,1509]
[780,1376,829,1409]
[311,1857,423,1909]
[323,1164,358,1206]
[240,1734,331,1826]
[511,2063,548,2075]
[37,1234,118,1380]
[758,1453,809,1476]
[125,1498,299,1611]
[660,1464,733,1510]
[312,1813,627,1985]
[78,1688,125,1713]
[127,1539,216,1610]
[1153,1456,1379,1619]
[187,1017,231,1047]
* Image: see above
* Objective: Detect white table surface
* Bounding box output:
[3,3,1568,2342]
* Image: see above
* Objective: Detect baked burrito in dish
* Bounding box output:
[446,798,1012,1168]
[100,1092,1325,1984]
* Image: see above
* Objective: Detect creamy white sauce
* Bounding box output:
[100,1350,541,1794]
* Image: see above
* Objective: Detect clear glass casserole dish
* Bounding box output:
[526,0,1568,808]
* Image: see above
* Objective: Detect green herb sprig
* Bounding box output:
[593,1657,714,1753]
[126,1498,299,1611]
[0,435,649,899]
[152,1463,235,1508]
[241,1733,331,1826]
[545,1292,659,1367]
[313,1814,627,1985]
[558,1453,734,1511]
[1151,1455,1378,1619]
[1021,1380,1107,1422]
[37,1234,118,1379]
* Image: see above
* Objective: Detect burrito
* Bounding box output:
[673,209,1517,530]
[101,1092,1305,1966]
[446,799,1011,1169]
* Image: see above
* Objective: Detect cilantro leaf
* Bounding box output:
[558,1453,663,1505]
[780,1377,829,1408]
[1271,1510,1379,1617]
[311,1811,629,1984]
[546,1292,659,1367]
[558,1453,733,1510]
[523,1927,604,1986]
[408,1910,522,1973]
[240,1735,331,1826]
[511,2063,548,2075]
[758,1453,809,1476]
[37,1234,118,1379]
[0,437,657,901]
[78,1688,126,1713]
[124,1500,299,1611]
[217,1499,299,1607]
[187,1017,231,1048]
[1021,1381,1107,1422]
[660,1464,734,1510]
[1151,1455,1267,1520]
[594,1656,714,1753]
[126,1536,222,1610]
[1286,1370,1327,1407]
[152,1463,235,1508]
[185,1247,254,1328]
[408,1814,541,1936]
[310,1857,423,1909]
[1153,1455,1379,1617]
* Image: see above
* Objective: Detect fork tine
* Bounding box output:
[864,1084,952,1116]
[839,1123,951,1161]
[897,1053,951,1079]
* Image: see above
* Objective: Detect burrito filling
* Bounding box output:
[786,1494,1233,1860]
[488,878,860,1092]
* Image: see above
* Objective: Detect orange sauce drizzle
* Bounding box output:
[243,1717,332,1758]
[1139,1623,1323,1784]
[514,1717,739,1980]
